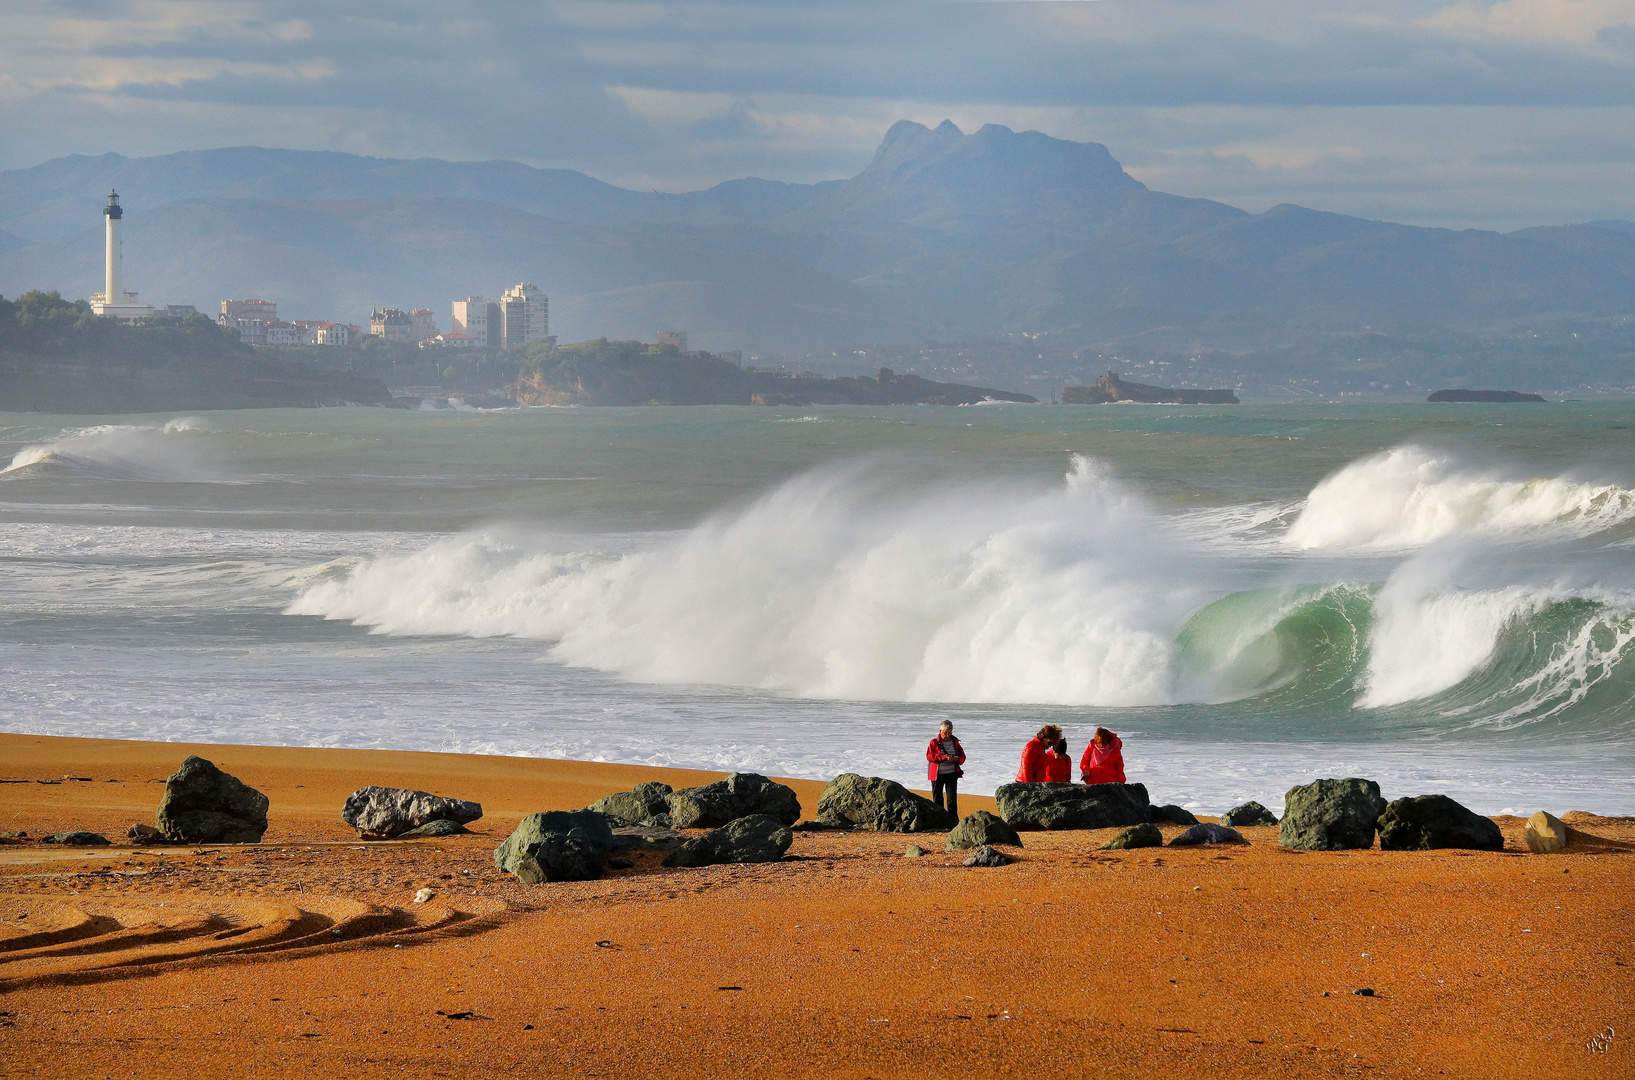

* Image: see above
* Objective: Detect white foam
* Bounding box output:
[289,456,1203,705]
[1286,445,1635,550]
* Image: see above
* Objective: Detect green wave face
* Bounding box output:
[1175,587,1635,738]
[1174,585,1375,707]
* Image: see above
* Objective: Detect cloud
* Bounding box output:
[1,0,1632,227]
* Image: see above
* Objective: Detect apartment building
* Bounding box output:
[500,283,549,349]
[221,298,277,322]
[451,297,502,349]
[410,308,438,341]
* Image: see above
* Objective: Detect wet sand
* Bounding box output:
[1,732,1631,1079]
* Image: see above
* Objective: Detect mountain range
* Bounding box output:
[1,121,1632,379]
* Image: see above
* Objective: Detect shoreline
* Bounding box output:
[1,733,1632,1079]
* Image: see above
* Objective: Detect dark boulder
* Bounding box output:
[41,831,110,845]
[510,831,603,884]
[342,786,483,840]
[993,782,1150,831]
[1101,823,1163,849]
[705,814,794,864]
[1169,823,1248,846]
[494,810,615,878]
[126,822,172,844]
[1149,804,1199,826]
[815,774,956,833]
[400,818,469,839]
[1219,801,1279,828]
[964,845,1012,867]
[1377,795,1503,851]
[155,756,269,844]
[662,836,715,868]
[587,782,674,827]
[667,773,801,829]
[944,810,1023,851]
[1279,778,1385,851]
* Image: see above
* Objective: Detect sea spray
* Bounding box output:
[1286,445,1635,550]
[291,456,1202,704]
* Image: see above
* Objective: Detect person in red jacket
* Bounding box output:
[1016,724,1062,783]
[926,720,966,818]
[1080,726,1126,785]
[1043,736,1072,783]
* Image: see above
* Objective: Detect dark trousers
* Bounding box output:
[932,776,958,819]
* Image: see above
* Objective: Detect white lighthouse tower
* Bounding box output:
[89,190,154,320]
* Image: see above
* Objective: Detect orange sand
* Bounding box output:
[0,733,1630,1079]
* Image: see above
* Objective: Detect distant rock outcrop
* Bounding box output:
[994,782,1151,831]
[1279,778,1385,851]
[1376,795,1503,851]
[1427,389,1546,402]
[155,756,269,844]
[1063,372,1238,405]
[815,774,956,833]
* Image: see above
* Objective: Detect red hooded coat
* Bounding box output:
[1043,749,1071,783]
[1080,734,1126,785]
[1016,737,1049,783]
[926,735,966,783]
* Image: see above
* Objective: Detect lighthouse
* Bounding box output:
[89,190,154,320]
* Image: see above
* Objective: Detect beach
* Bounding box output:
[2,732,1630,1079]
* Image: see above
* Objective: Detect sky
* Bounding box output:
[2,0,1634,230]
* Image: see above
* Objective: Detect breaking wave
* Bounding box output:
[1286,445,1635,550]
[288,450,1635,732]
[1,419,218,481]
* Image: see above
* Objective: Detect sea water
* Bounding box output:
[2,402,1632,815]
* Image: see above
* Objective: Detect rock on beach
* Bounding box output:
[1219,801,1279,827]
[964,845,1012,867]
[944,810,1022,851]
[1525,811,1568,853]
[587,782,674,827]
[495,810,616,882]
[1376,795,1503,851]
[1169,823,1248,847]
[341,785,483,840]
[815,774,955,833]
[1102,823,1163,849]
[666,774,801,830]
[155,756,269,844]
[994,782,1150,831]
[1279,778,1385,851]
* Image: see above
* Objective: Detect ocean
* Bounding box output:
[2,401,1633,816]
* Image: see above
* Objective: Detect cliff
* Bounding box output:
[510,341,1035,406]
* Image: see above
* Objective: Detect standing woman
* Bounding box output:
[1080,726,1126,785]
[1016,724,1062,783]
[926,720,965,819]
[1043,736,1072,783]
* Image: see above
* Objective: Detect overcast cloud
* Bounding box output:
[3,0,1633,228]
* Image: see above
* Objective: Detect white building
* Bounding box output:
[655,330,688,352]
[500,283,550,349]
[421,333,478,349]
[316,322,355,347]
[451,297,501,349]
[89,191,155,320]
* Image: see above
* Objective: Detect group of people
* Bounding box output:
[922,720,1125,819]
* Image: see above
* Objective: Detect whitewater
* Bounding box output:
[3,402,1634,814]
